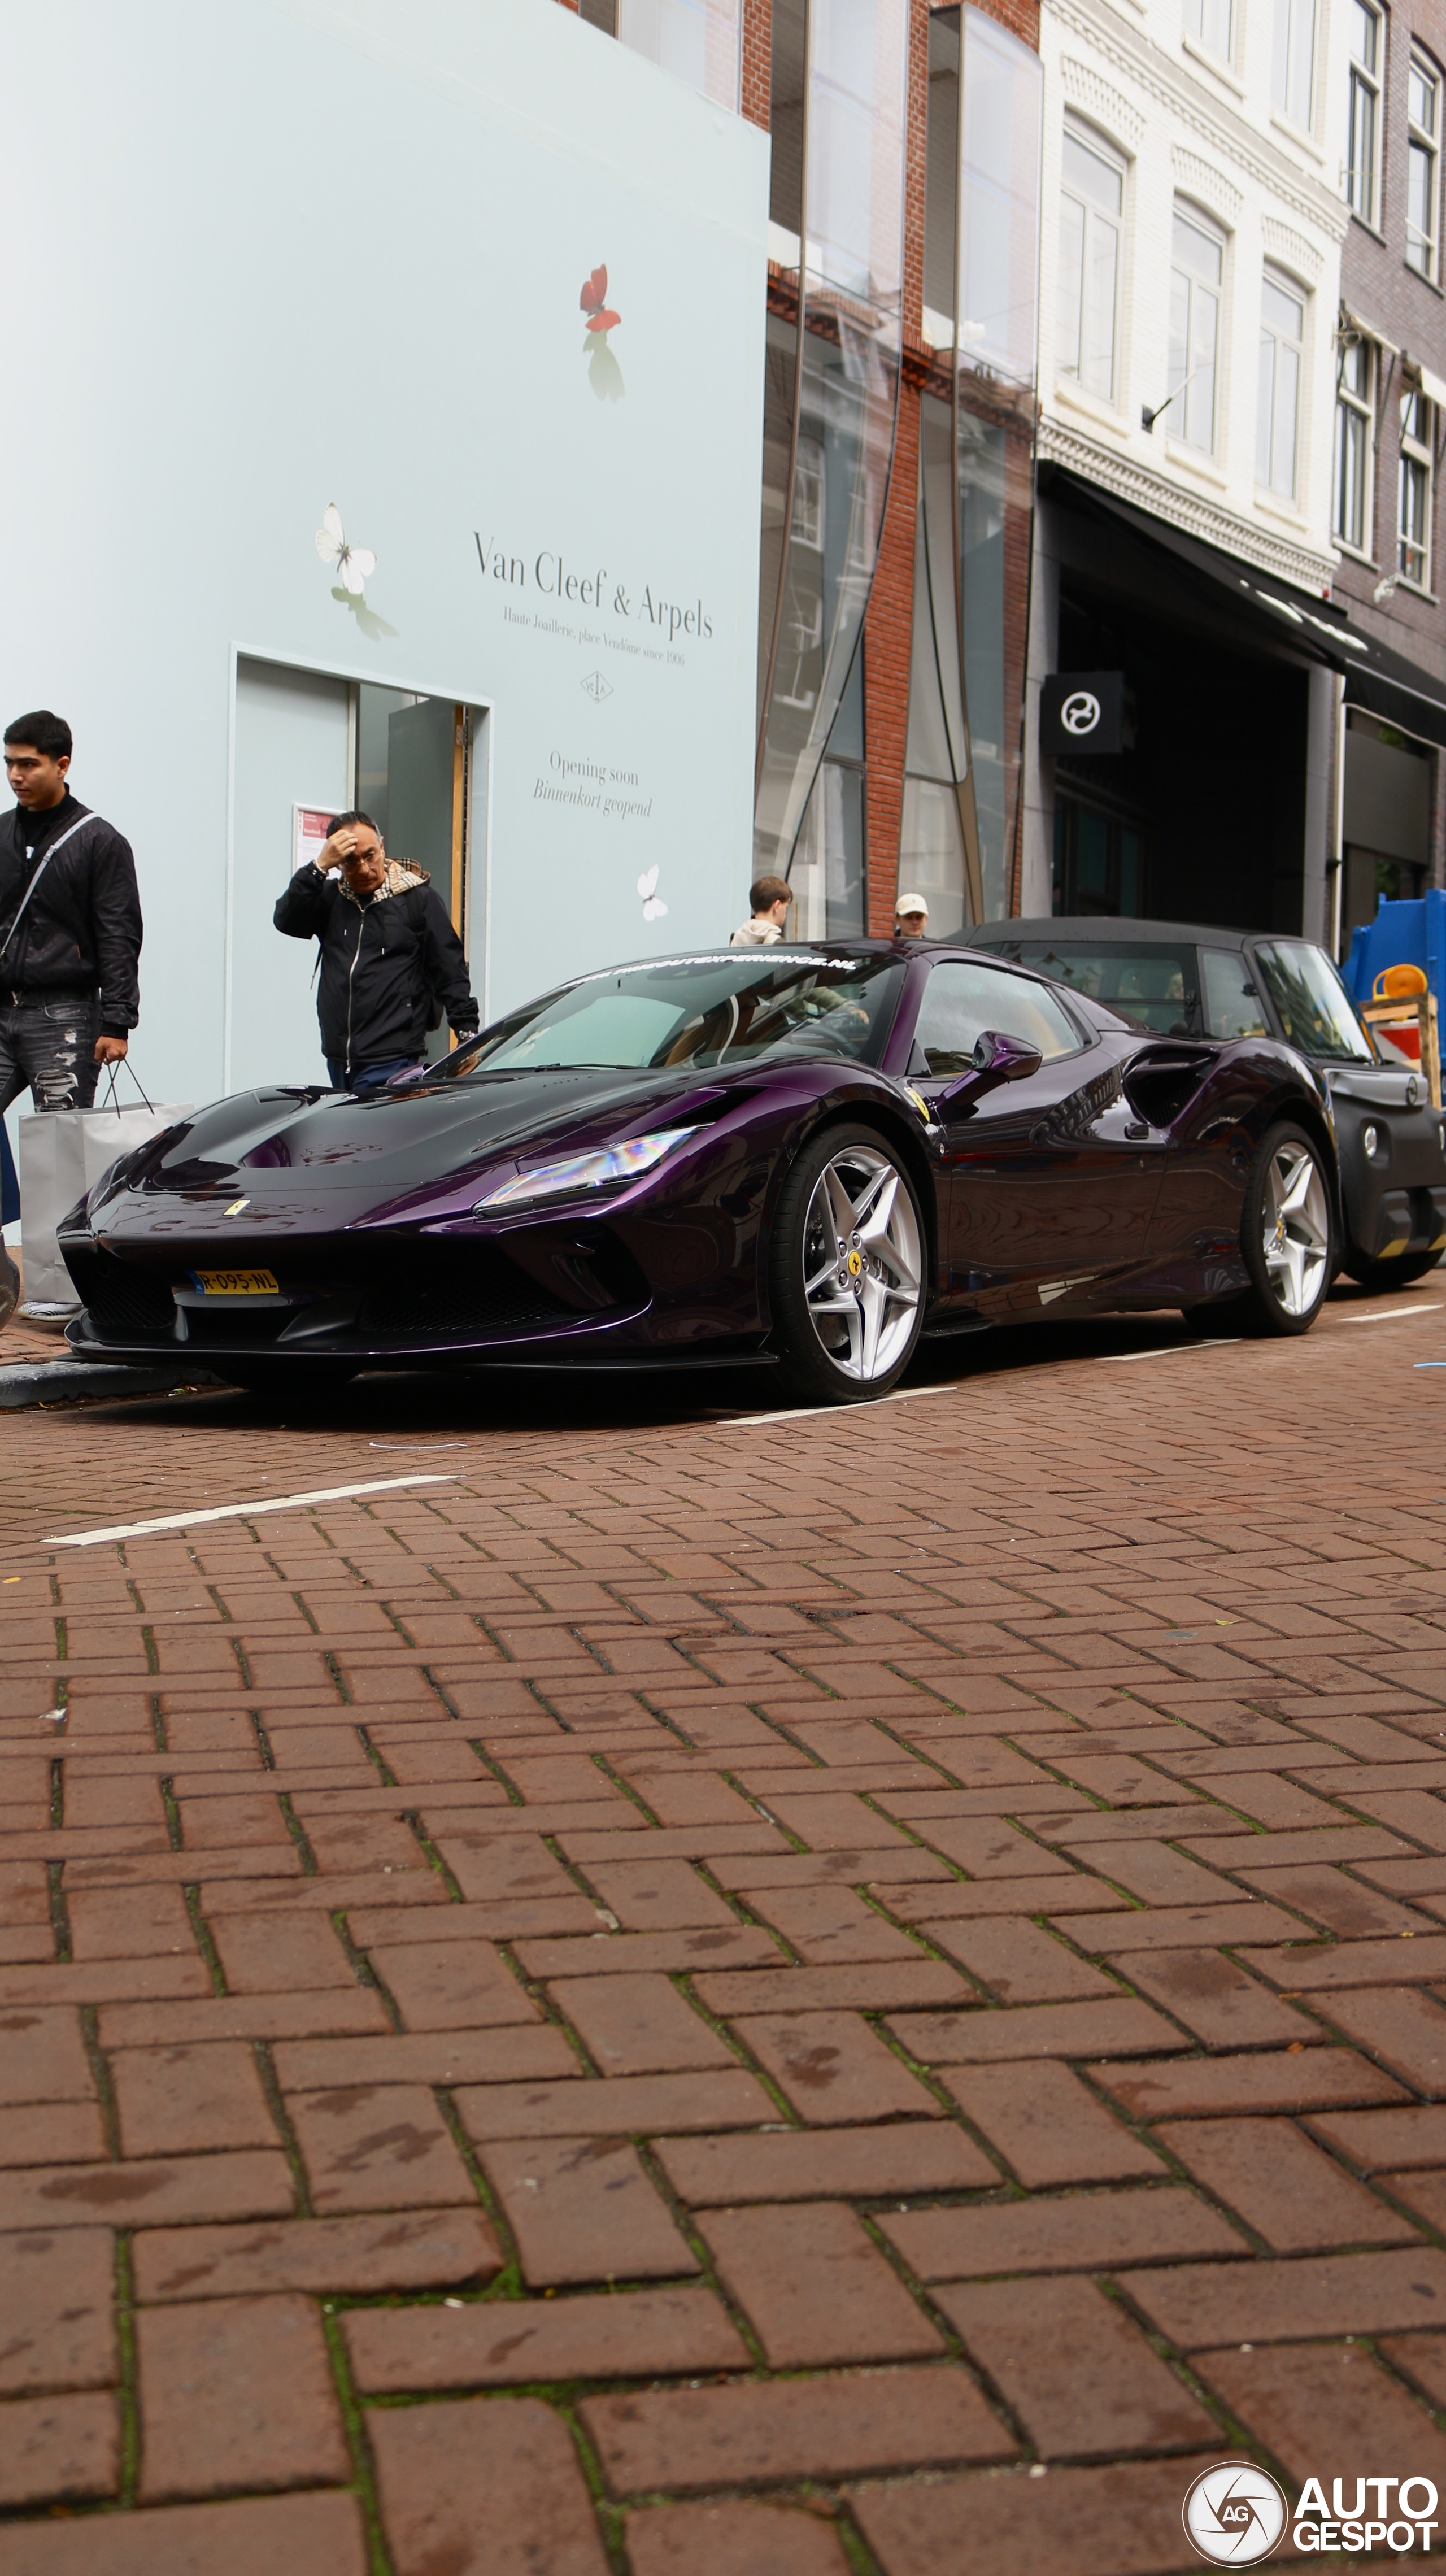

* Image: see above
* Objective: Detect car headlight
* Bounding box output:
[474,1125,699,1212]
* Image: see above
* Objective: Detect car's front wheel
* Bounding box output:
[1237,1120,1334,1335]
[1340,1244,1443,1294]
[769,1124,927,1403]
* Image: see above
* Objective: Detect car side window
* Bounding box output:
[1200,949,1269,1041]
[915,960,1080,1074]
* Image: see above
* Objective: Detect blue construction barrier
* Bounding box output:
[1343,887,1446,1017]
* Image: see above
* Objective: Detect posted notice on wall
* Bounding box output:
[291,805,334,875]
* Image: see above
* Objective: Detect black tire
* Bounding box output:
[769,1123,927,1404]
[1234,1120,1334,1337]
[1340,1245,1444,1294]
[224,1359,360,1403]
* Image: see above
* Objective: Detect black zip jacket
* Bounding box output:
[0,795,143,1034]
[273,860,480,1073]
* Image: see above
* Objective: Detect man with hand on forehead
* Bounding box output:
[273,810,479,1094]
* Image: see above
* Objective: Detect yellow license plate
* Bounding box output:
[189,1269,279,1296]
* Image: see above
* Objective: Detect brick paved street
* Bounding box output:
[1,1283,1446,2571]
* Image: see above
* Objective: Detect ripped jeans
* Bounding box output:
[0,994,101,1115]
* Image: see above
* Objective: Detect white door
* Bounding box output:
[229,658,351,1091]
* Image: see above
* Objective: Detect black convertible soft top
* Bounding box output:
[973,915,1258,952]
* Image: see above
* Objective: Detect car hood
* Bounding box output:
[112,1068,738,1195]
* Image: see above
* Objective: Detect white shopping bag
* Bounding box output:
[19,1071,191,1307]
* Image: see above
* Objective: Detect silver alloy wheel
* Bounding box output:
[1261,1138,1330,1317]
[800,1143,923,1382]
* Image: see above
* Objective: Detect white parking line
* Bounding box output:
[1097,1341,1242,1361]
[47,1474,463,1548]
[1338,1303,1445,1325]
[717,1383,964,1430]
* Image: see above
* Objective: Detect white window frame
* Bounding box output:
[1408,53,1441,279]
[1333,332,1374,554]
[1257,267,1306,499]
[1168,202,1226,458]
[1347,0,1383,224]
[1273,0,1317,129]
[1056,119,1126,406]
[1182,0,1232,65]
[1399,386,1435,590]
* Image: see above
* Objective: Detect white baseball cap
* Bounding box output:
[895,891,929,916]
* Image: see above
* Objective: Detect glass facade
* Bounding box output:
[952,7,1043,921]
[902,6,1042,930]
[754,0,909,908]
[584,0,742,108]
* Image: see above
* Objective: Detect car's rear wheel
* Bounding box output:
[1236,1120,1334,1335]
[1340,1245,1443,1294]
[769,1124,927,1403]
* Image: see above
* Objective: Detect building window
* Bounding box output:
[1182,0,1231,62]
[1334,334,1373,550]
[1273,0,1316,128]
[1408,55,1441,277]
[1256,269,1304,497]
[790,441,824,550]
[1057,123,1123,402]
[1399,388,1435,588]
[1347,0,1382,221]
[1168,205,1223,454]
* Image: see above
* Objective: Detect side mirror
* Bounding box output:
[933,1029,1043,1119]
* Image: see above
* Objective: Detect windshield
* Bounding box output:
[1253,941,1374,1063]
[986,942,1197,1035]
[439,951,907,1079]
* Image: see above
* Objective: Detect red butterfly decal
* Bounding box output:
[580,264,621,333]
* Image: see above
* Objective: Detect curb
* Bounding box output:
[0,1359,218,1411]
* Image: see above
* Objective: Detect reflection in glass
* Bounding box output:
[1254,941,1373,1059]
[456,951,908,1076]
[791,755,868,935]
[612,0,742,107]
[1000,941,1194,1033]
[903,395,977,934]
[955,7,1042,919]
[755,0,909,888]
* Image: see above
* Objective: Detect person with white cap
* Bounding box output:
[895,891,930,939]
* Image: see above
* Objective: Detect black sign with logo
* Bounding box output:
[1040,671,1127,756]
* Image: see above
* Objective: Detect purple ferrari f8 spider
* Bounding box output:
[62,939,1339,1403]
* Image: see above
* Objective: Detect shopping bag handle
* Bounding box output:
[97,1058,155,1114]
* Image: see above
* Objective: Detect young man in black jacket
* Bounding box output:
[273,810,480,1093]
[0,711,143,1113]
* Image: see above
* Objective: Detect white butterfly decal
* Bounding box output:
[638,865,668,923]
[316,501,377,598]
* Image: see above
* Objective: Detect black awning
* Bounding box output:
[1046,465,1446,751]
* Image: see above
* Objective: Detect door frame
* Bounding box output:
[224,642,493,1091]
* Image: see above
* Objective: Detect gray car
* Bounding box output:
[973,916,1446,1292]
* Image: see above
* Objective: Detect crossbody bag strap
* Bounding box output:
[0,812,98,967]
